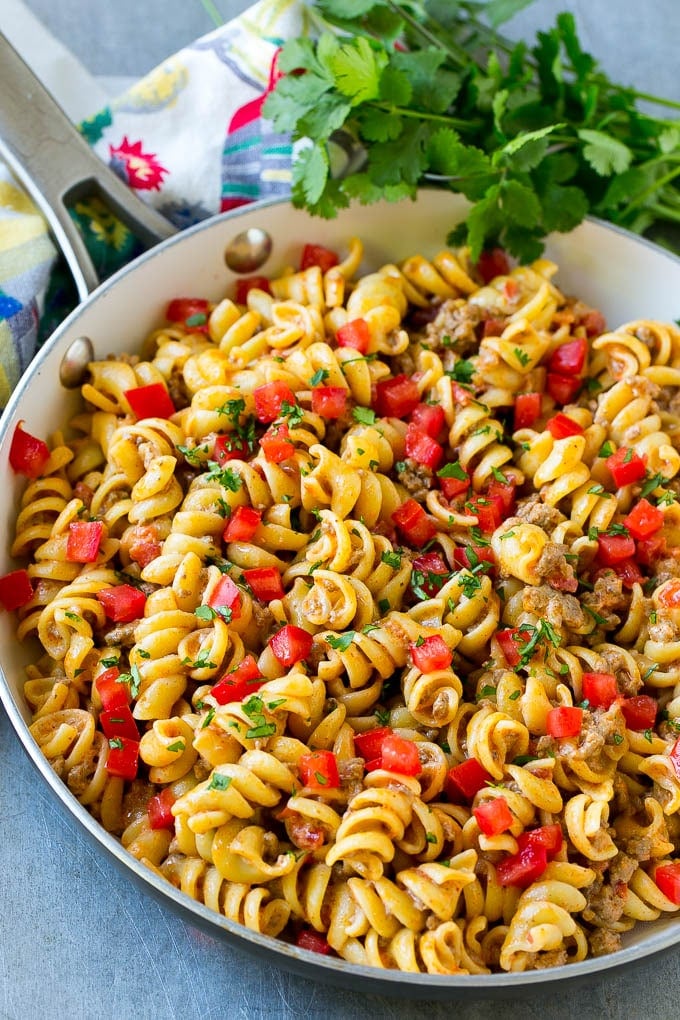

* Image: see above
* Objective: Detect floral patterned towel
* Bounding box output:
[0,0,321,407]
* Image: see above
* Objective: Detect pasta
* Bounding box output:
[10,235,680,977]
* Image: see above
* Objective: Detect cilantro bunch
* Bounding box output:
[263,0,680,262]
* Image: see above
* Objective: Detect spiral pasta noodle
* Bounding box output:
[9,235,680,978]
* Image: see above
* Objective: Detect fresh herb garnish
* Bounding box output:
[266,1,680,263]
[352,406,376,425]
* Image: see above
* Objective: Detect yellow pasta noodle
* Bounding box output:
[9,236,680,978]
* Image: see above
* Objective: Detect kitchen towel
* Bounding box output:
[0,0,323,407]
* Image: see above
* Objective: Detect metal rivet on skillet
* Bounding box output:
[224,228,272,273]
[59,336,94,388]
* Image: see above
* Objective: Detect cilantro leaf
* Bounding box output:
[578,129,633,176]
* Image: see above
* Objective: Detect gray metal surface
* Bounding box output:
[3,1,680,1017]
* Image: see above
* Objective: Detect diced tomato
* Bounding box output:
[405,423,444,470]
[637,533,666,566]
[610,557,643,589]
[299,749,340,789]
[296,930,332,955]
[487,479,516,516]
[234,276,271,303]
[253,381,296,423]
[582,672,619,710]
[548,337,587,376]
[128,525,162,568]
[655,863,680,905]
[0,568,33,611]
[206,575,242,619]
[9,422,50,478]
[392,499,437,548]
[623,498,664,540]
[95,667,129,712]
[596,533,636,566]
[379,732,421,776]
[300,243,339,273]
[545,413,584,439]
[66,520,104,563]
[166,297,209,325]
[124,383,176,420]
[374,375,421,419]
[410,635,453,672]
[606,447,647,488]
[260,423,294,463]
[270,624,313,667]
[148,787,176,830]
[581,309,607,336]
[96,584,146,623]
[242,566,285,602]
[354,726,392,761]
[497,843,548,887]
[473,797,514,837]
[513,392,542,430]
[451,382,474,406]
[210,655,264,704]
[437,463,470,500]
[336,318,370,353]
[620,695,657,731]
[410,403,445,439]
[452,545,496,572]
[482,317,506,338]
[466,494,504,533]
[223,506,262,543]
[445,758,493,803]
[657,578,680,608]
[213,434,250,463]
[670,737,680,779]
[311,386,348,419]
[547,373,581,405]
[410,552,450,598]
[100,704,140,742]
[495,627,528,668]
[516,823,563,859]
[476,247,510,284]
[106,736,140,781]
[546,706,583,738]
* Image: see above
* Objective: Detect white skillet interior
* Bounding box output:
[2,189,680,989]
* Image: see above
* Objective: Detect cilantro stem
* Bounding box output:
[385,0,474,69]
[370,101,482,131]
[623,166,680,214]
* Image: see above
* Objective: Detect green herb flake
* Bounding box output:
[352,406,376,426]
[326,631,356,652]
[167,740,185,753]
[208,773,232,791]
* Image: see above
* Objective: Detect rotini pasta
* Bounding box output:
[8,236,680,978]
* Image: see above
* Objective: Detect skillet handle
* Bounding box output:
[0,32,177,300]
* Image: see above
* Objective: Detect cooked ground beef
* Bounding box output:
[588,928,622,957]
[339,757,365,800]
[396,459,433,500]
[423,299,483,356]
[515,495,566,532]
[521,583,587,631]
[581,573,629,627]
[529,949,569,970]
[167,367,191,410]
[608,851,639,886]
[100,620,138,647]
[570,705,626,763]
[535,542,578,592]
[596,646,642,697]
[582,878,627,927]
[652,556,680,586]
